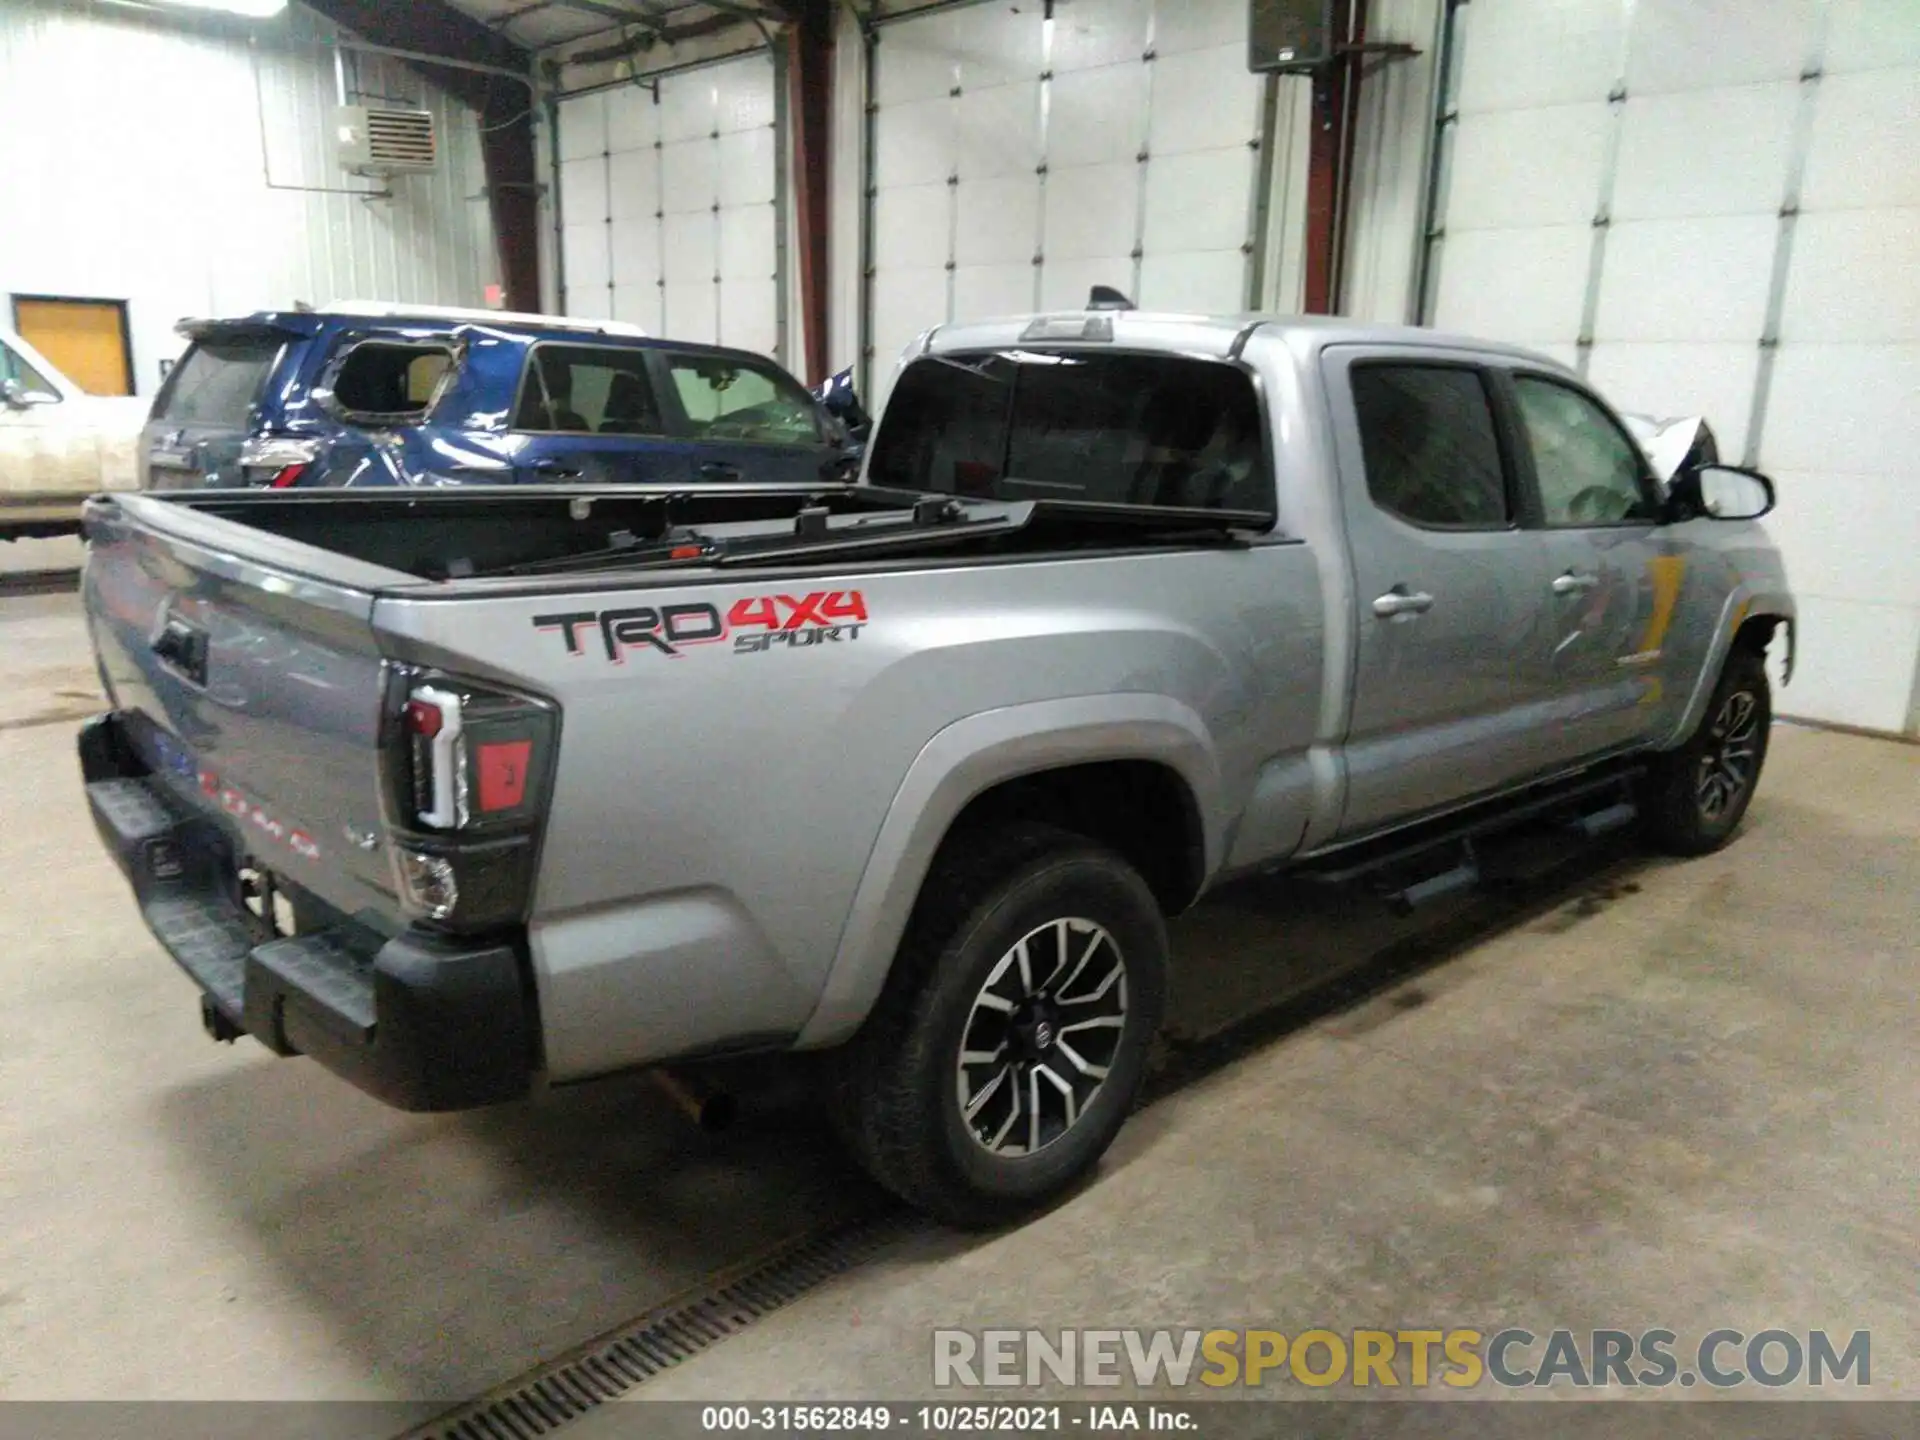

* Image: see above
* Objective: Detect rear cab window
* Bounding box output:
[513,345,663,435]
[868,351,1271,515]
[156,339,281,427]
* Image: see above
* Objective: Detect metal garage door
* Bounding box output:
[557,55,784,359]
[1422,0,1920,734]
[863,0,1267,405]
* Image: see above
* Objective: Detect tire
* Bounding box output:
[827,823,1169,1229]
[1641,644,1771,856]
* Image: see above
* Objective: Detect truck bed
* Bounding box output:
[89,484,1270,587]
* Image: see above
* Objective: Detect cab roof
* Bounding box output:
[916,309,1570,372]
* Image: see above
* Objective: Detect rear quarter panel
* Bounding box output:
[375,543,1326,1079]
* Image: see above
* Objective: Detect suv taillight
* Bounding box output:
[239,436,322,488]
[383,669,558,930]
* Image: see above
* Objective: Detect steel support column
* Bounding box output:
[786,0,835,384]
[1302,0,1366,315]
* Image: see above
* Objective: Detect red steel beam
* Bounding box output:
[1302,0,1366,315]
[786,0,834,384]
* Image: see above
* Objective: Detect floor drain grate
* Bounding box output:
[397,1208,917,1440]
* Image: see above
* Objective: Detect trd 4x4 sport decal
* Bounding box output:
[534,590,869,662]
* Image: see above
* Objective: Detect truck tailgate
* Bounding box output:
[82,496,401,928]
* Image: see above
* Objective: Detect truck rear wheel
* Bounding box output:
[828,824,1168,1229]
[1641,645,1771,856]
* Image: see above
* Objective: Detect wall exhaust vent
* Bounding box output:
[335,105,438,177]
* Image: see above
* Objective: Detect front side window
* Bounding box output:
[1350,364,1510,529]
[157,339,280,425]
[1514,376,1656,526]
[666,354,822,445]
[513,345,663,435]
[0,340,59,400]
[867,351,1269,513]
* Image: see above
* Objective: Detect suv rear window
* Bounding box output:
[868,351,1269,513]
[157,339,280,425]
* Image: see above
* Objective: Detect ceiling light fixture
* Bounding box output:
[126,0,290,17]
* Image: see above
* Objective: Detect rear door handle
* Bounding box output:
[1372,588,1435,618]
[530,458,582,478]
[699,462,742,480]
[1552,571,1601,595]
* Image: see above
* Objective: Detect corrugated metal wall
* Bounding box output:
[554,55,785,356]
[832,0,1318,410]
[0,0,494,396]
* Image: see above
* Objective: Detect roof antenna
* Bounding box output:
[1087,285,1135,311]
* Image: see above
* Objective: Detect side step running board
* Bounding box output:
[1299,767,1645,912]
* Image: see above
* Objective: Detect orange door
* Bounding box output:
[14,298,132,396]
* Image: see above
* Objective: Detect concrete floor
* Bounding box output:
[1,588,1914,1415]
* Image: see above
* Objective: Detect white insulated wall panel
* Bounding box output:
[559,55,780,358]
[1424,0,1920,732]
[865,0,1263,407]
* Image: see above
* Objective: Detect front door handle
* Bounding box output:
[1552,571,1601,595]
[530,458,582,478]
[699,462,742,481]
[1372,587,1435,618]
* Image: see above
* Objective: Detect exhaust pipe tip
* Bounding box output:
[650,1067,738,1132]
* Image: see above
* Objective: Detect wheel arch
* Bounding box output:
[1660,588,1794,749]
[794,694,1223,1049]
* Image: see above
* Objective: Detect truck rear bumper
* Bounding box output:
[79,712,535,1112]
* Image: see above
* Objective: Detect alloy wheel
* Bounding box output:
[1696,688,1760,823]
[955,917,1129,1157]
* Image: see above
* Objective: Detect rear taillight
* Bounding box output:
[384,670,558,929]
[239,436,322,488]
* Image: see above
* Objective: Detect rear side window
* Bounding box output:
[513,345,662,435]
[0,340,58,398]
[329,341,453,418]
[869,351,1269,513]
[1350,364,1509,529]
[157,340,279,425]
[665,353,821,445]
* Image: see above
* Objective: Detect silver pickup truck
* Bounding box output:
[77,311,1794,1226]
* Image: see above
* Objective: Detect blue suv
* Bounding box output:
[140,301,853,494]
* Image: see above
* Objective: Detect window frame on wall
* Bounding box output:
[11,294,135,397]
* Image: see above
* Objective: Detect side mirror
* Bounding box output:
[813,367,872,449]
[1667,463,1775,523]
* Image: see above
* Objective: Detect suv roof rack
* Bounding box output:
[318,300,651,337]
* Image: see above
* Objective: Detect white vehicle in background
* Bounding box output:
[0,324,146,541]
